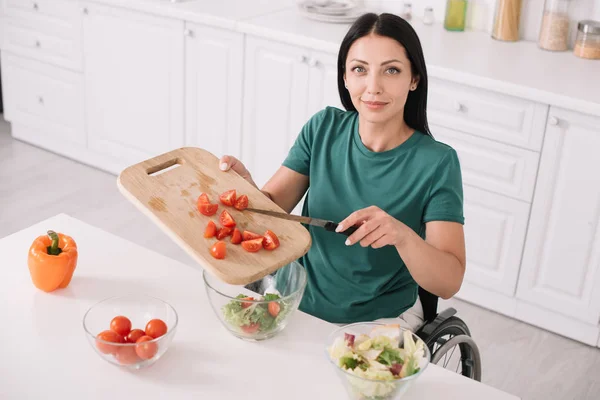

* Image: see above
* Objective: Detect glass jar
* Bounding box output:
[444,0,468,32]
[423,7,435,25]
[491,0,522,41]
[400,2,412,21]
[538,0,571,51]
[574,20,600,60]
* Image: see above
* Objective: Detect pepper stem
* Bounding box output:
[46,230,63,256]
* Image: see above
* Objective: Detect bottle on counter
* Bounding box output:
[574,20,600,60]
[400,2,412,21]
[423,7,435,25]
[492,0,522,41]
[538,0,571,51]
[444,0,468,32]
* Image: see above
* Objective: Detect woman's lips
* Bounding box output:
[362,100,388,110]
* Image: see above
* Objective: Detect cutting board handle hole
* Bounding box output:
[147,158,183,176]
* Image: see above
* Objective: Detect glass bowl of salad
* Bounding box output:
[203,261,307,341]
[326,322,430,400]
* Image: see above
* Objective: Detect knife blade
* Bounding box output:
[244,208,358,236]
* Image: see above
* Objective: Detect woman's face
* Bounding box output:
[344,33,418,123]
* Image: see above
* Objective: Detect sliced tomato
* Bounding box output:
[210,241,226,259]
[216,226,233,240]
[241,238,263,253]
[262,230,280,251]
[268,301,281,317]
[219,210,236,227]
[219,190,237,206]
[233,194,248,211]
[242,230,262,241]
[241,322,260,334]
[240,296,254,309]
[230,228,242,244]
[198,193,210,204]
[204,221,217,238]
[198,202,218,216]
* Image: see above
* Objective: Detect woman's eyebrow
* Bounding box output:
[350,58,404,65]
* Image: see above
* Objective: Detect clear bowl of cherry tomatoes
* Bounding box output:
[83,295,178,369]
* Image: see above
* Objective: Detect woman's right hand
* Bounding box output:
[218,155,258,188]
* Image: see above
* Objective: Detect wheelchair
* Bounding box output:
[415,287,482,381]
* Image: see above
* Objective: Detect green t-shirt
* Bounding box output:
[282,106,464,324]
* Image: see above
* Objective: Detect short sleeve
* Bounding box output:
[282,109,328,176]
[423,148,465,224]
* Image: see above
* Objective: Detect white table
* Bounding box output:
[0,214,520,399]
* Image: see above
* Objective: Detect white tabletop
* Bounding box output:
[0,214,520,399]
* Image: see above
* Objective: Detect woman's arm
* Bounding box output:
[219,156,309,214]
[337,207,466,299]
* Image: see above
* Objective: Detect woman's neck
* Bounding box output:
[357,113,415,153]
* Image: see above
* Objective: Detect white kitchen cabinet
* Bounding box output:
[241,37,344,191]
[517,107,600,330]
[82,2,184,171]
[184,23,244,161]
[241,36,311,189]
[460,185,531,299]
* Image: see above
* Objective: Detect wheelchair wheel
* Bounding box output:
[423,316,482,382]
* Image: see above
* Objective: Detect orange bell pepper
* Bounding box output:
[27,230,78,292]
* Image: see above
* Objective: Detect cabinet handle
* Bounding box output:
[297,55,307,63]
[33,3,39,11]
[35,40,41,48]
[453,101,462,112]
[38,96,44,104]
[549,116,559,126]
[308,57,318,67]
[83,7,88,14]
[184,29,194,37]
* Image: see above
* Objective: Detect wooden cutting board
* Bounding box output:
[117,147,312,285]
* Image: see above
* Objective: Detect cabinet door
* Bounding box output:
[185,23,243,160]
[241,36,310,189]
[460,185,530,297]
[307,50,343,118]
[517,108,600,325]
[82,2,184,169]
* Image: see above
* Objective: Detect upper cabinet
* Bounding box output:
[517,107,600,327]
[184,23,244,161]
[241,36,343,189]
[82,2,184,171]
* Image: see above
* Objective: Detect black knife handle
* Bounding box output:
[324,222,359,236]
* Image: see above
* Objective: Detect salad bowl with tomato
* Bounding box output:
[203,260,307,341]
[83,295,178,369]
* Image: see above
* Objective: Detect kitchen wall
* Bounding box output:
[363,0,599,45]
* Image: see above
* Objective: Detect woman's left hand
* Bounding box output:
[336,206,409,248]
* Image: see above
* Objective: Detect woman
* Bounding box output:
[219,13,466,330]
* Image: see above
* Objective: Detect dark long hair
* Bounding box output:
[337,13,431,137]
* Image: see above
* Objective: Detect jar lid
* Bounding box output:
[577,20,600,34]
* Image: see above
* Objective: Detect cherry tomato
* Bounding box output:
[268,301,281,317]
[110,315,132,337]
[219,190,237,206]
[230,228,242,244]
[126,329,146,344]
[219,210,236,227]
[135,335,158,360]
[240,296,254,309]
[241,238,263,253]
[234,194,248,211]
[216,226,233,240]
[114,345,140,365]
[198,202,218,216]
[242,230,262,241]
[241,322,260,334]
[262,230,280,251]
[145,319,168,339]
[96,330,125,354]
[198,193,210,204]
[204,220,217,238]
[210,240,227,259]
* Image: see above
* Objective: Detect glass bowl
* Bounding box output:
[203,261,307,341]
[83,295,178,370]
[325,322,430,400]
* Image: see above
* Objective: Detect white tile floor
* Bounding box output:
[1,116,599,400]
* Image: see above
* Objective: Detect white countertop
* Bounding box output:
[89,0,600,118]
[0,213,520,400]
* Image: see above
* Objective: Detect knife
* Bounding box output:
[245,208,358,236]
